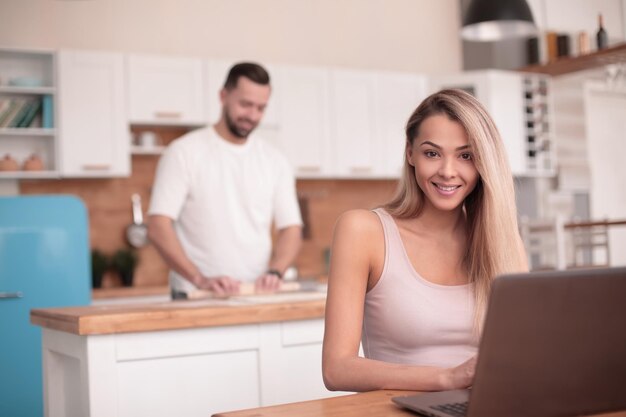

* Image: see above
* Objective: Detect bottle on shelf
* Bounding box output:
[596,13,608,50]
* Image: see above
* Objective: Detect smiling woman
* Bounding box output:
[322,89,528,393]
[407,114,480,214]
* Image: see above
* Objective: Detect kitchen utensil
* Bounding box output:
[186,280,322,300]
[138,131,160,148]
[125,194,148,248]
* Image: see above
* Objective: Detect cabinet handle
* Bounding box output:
[0,292,23,299]
[153,111,182,120]
[82,164,111,171]
[298,166,321,173]
[350,166,372,174]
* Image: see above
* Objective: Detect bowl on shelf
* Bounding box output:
[8,77,44,88]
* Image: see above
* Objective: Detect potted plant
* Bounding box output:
[91,249,108,289]
[111,249,139,287]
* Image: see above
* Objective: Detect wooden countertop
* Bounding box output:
[30,295,325,336]
[212,390,626,417]
[91,285,170,299]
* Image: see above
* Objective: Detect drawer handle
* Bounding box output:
[154,111,182,120]
[82,164,111,171]
[298,166,321,173]
[0,291,23,299]
[350,166,372,174]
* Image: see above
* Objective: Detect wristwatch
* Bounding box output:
[266,269,283,279]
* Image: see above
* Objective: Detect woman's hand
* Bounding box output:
[441,356,477,390]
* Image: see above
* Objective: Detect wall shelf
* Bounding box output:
[0,170,59,179]
[518,43,626,77]
[0,128,55,136]
[0,86,56,95]
[130,145,165,155]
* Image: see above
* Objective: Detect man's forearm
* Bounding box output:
[147,215,203,286]
[268,225,303,274]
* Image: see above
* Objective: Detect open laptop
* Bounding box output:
[392,267,626,417]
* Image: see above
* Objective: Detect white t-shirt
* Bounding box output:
[149,127,302,292]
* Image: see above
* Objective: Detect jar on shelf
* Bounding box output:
[0,154,19,171]
[22,154,44,171]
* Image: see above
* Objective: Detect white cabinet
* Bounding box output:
[127,54,206,126]
[0,48,59,179]
[374,72,428,177]
[58,50,129,177]
[327,69,427,179]
[41,318,345,417]
[278,66,332,178]
[329,69,381,178]
[429,70,555,177]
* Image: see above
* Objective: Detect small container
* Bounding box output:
[22,154,44,171]
[0,154,19,171]
[578,32,590,55]
[138,131,160,148]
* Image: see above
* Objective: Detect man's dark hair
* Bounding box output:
[223,62,270,90]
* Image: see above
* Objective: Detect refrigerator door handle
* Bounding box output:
[0,292,23,299]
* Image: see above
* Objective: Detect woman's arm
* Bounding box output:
[322,210,475,392]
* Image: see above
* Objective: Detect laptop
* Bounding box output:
[392,267,626,417]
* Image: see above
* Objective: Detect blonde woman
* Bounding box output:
[322,89,528,392]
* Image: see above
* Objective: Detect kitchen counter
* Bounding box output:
[91,285,170,299]
[31,292,326,335]
[30,291,341,417]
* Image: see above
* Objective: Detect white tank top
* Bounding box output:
[362,208,478,367]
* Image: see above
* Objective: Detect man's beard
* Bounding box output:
[224,110,257,139]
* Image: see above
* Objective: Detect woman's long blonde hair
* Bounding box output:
[384,89,527,331]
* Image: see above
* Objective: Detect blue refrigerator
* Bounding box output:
[0,195,91,417]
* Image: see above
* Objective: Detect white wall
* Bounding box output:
[584,83,626,266]
[0,0,462,74]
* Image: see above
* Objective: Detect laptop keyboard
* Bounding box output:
[431,401,468,417]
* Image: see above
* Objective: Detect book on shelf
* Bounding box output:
[0,99,14,126]
[17,99,43,128]
[8,99,36,128]
[0,99,11,121]
[0,97,46,129]
[42,95,53,128]
[0,98,26,128]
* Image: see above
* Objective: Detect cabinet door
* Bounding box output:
[374,72,428,178]
[58,50,129,177]
[330,70,380,178]
[279,66,332,178]
[128,54,205,125]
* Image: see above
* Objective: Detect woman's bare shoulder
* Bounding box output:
[334,209,382,236]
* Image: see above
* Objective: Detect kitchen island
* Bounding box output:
[31,290,345,417]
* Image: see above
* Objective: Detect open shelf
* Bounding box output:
[518,43,626,76]
[0,128,56,136]
[0,170,59,179]
[130,145,165,155]
[0,86,56,95]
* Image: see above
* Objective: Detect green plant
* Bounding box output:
[91,249,109,289]
[110,249,139,287]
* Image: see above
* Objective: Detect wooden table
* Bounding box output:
[212,390,626,417]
